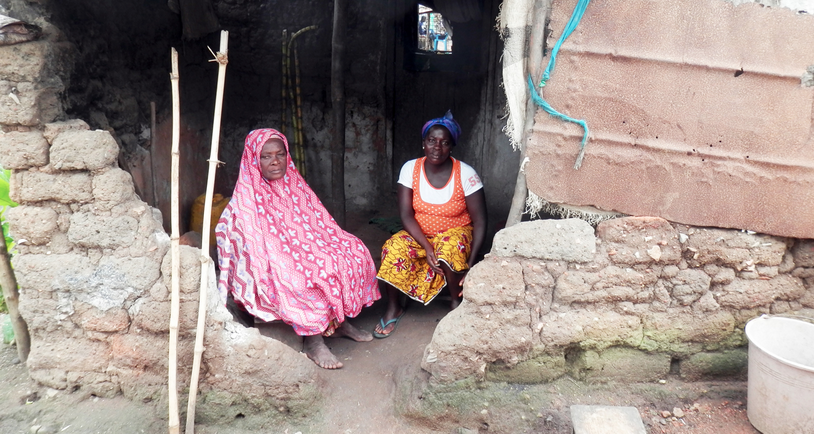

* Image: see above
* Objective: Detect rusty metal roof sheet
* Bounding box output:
[525,0,814,238]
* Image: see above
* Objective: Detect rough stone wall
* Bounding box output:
[423,217,814,384]
[0,22,321,421]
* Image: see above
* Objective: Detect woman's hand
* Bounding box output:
[425,248,444,275]
[398,184,444,275]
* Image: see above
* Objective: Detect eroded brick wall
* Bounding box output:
[0,28,320,421]
[424,217,814,384]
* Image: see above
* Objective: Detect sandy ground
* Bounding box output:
[0,215,762,433]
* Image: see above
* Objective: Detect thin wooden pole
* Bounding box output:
[150,101,159,208]
[186,30,229,434]
[330,0,347,227]
[506,1,550,226]
[167,48,181,434]
[293,46,305,177]
[281,29,288,137]
[288,25,317,178]
[285,41,300,172]
[0,232,29,363]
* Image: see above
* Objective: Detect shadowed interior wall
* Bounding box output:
[11,0,515,240]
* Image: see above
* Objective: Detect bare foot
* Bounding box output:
[332,321,373,342]
[373,307,404,336]
[303,335,343,369]
[450,297,460,310]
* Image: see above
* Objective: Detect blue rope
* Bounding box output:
[530,0,591,169]
[541,0,591,88]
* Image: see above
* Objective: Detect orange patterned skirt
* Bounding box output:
[376,226,473,305]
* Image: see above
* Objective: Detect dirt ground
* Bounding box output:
[0,216,762,434]
[0,307,762,434]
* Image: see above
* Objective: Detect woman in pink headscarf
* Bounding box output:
[216,129,380,369]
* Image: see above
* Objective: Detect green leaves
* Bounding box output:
[1,211,11,254]
[2,316,12,344]
[0,168,16,254]
[0,169,16,207]
[0,167,17,312]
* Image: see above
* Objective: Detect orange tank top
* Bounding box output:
[412,157,472,235]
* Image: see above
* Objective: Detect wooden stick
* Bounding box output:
[186,30,229,434]
[506,1,550,226]
[330,0,347,227]
[281,29,288,137]
[0,226,29,364]
[293,45,305,177]
[150,101,159,208]
[288,26,316,178]
[285,40,300,172]
[167,48,181,434]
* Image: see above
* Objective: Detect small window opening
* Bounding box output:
[418,4,452,53]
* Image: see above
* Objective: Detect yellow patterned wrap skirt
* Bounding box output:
[376,226,473,305]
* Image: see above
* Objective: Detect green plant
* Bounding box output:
[0,167,17,314]
[2,316,13,344]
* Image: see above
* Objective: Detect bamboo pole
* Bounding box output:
[330,0,347,227]
[0,231,29,364]
[150,101,159,208]
[167,48,181,434]
[293,46,305,177]
[288,26,317,178]
[186,30,229,434]
[281,29,288,137]
[284,42,300,173]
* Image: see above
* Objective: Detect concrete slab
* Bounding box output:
[571,405,647,434]
[525,0,814,239]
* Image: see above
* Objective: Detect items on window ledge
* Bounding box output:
[418,4,453,54]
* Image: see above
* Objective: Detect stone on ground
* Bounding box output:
[571,405,646,434]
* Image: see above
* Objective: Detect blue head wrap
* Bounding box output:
[421,110,461,145]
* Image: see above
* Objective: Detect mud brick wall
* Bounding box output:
[424,217,814,384]
[0,35,320,420]
[0,39,67,128]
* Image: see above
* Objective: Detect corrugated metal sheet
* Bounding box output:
[525,0,814,238]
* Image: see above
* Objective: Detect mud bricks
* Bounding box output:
[424,217,814,384]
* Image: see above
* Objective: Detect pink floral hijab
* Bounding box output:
[215,129,379,336]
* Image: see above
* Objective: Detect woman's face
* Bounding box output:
[423,126,453,165]
[259,138,287,181]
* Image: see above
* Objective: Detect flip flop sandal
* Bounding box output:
[373,312,405,339]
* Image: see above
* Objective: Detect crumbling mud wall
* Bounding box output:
[424,217,814,384]
[0,16,321,422]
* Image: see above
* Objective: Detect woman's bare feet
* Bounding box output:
[303,335,343,369]
[331,321,373,342]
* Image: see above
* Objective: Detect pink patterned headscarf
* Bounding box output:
[215,129,380,336]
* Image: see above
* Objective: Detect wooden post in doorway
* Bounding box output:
[330,0,347,227]
[506,1,550,226]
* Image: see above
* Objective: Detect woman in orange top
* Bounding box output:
[374,111,486,338]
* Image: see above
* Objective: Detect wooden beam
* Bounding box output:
[330,0,347,227]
